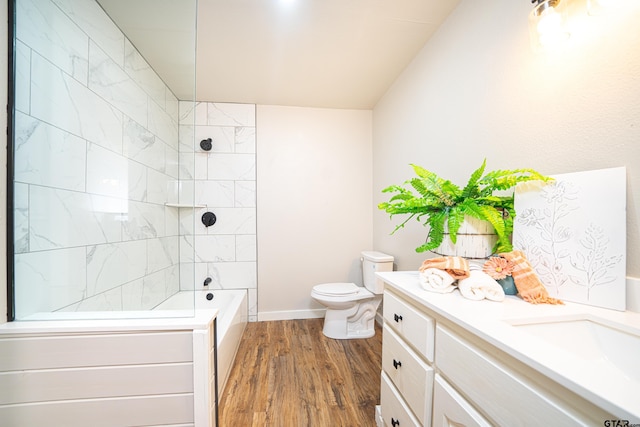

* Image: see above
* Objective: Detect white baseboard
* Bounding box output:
[258,308,325,321]
[375,405,383,427]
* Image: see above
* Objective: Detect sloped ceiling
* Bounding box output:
[97,0,460,109]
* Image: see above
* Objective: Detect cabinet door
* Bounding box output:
[380,371,421,427]
[432,375,491,427]
[383,290,435,362]
[382,324,433,426]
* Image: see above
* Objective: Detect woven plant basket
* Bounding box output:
[431,216,497,259]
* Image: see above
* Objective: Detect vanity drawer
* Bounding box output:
[382,324,433,426]
[436,325,595,426]
[383,290,435,362]
[433,374,491,427]
[380,371,421,427]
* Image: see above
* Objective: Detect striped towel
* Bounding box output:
[419,256,470,280]
[499,250,563,305]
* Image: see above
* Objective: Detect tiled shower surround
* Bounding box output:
[178,102,258,322]
[12,0,257,320]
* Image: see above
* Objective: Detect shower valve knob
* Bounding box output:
[201,211,217,227]
[204,277,212,287]
[200,138,212,151]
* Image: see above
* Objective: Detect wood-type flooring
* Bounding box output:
[219,318,382,427]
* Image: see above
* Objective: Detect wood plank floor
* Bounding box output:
[219,318,382,427]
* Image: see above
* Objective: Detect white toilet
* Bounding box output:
[311,251,394,339]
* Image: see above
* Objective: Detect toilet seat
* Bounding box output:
[313,282,360,297]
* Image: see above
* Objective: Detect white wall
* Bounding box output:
[1,0,8,323]
[257,105,373,320]
[373,0,640,281]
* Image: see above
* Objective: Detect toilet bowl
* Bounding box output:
[311,251,394,339]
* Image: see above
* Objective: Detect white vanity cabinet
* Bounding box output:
[380,290,435,427]
[378,273,617,427]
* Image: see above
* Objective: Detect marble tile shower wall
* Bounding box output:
[178,102,258,322]
[12,0,185,317]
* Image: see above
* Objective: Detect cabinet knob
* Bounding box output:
[393,359,402,369]
[391,418,400,427]
[394,313,403,322]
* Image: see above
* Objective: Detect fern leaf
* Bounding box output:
[416,211,446,253]
[461,159,486,199]
[446,207,465,244]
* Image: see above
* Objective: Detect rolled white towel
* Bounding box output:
[457,270,505,302]
[419,268,456,294]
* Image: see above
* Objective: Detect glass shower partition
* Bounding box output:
[8,0,198,320]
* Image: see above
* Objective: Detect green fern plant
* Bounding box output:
[378,159,553,254]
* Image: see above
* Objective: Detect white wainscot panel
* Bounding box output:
[17,0,89,82]
[29,186,123,251]
[208,103,255,127]
[30,53,123,154]
[14,247,87,318]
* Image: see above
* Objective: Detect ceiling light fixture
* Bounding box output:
[529,0,570,52]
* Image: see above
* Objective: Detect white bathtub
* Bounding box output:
[154,289,248,393]
[0,289,248,427]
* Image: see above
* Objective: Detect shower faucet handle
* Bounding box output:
[200,138,212,151]
[204,277,212,287]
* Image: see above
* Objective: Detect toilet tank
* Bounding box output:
[361,251,394,294]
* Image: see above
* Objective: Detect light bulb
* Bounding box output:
[529,0,570,52]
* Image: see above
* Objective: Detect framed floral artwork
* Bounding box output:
[512,167,626,310]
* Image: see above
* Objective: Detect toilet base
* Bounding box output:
[321,295,382,339]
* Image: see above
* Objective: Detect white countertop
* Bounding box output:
[377,271,640,421]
